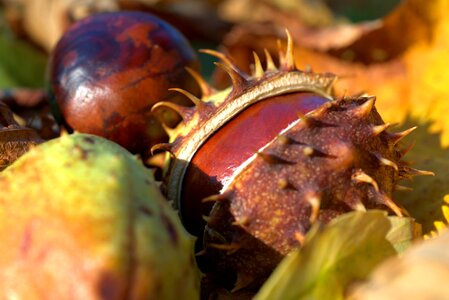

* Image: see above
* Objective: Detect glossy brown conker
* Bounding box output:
[48,11,199,154]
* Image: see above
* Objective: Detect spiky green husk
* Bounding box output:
[0,133,199,299]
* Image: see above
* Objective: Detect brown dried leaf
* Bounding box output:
[0,101,43,170]
[217,0,335,27]
[0,89,60,140]
[4,0,119,52]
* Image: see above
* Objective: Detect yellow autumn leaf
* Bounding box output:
[296,0,449,234]
[295,0,449,133]
[400,0,449,145]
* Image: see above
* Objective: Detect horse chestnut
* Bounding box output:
[154,33,430,289]
[48,11,199,154]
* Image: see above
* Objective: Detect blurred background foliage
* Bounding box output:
[0,6,47,88]
[326,0,399,21]
[0,0,400,89]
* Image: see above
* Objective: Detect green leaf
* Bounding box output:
[0,33,47,88]
[254,211,416,300]
[386,216,421,253]
[394,119,449,233]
